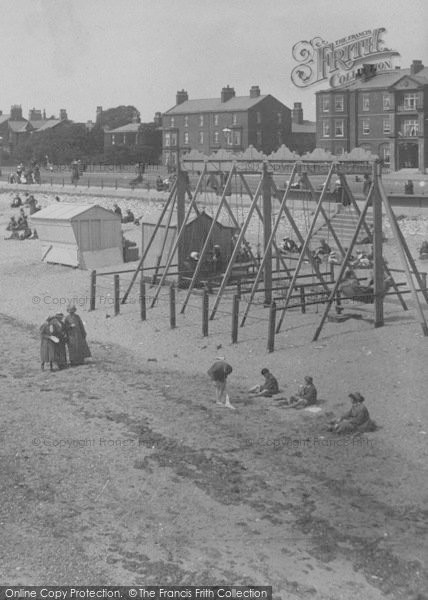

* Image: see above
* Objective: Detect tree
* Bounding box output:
[96,105,140,131]
[13,123,92,164]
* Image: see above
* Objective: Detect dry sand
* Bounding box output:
[0,189,428,598]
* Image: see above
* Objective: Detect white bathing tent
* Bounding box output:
[30,203,123,269]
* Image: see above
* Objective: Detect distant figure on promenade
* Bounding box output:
[419,240,428,259]
[208,359,235,409]
[71,160,80,184]
[122,209,135,223]
[64,306,91,366]
[113,203,122,219]
[363,173,372,196]
[404,180,414,195]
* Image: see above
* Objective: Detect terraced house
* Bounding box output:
[162,86,292,168]
[315,60,428,172]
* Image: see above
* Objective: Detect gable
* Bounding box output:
[390,75,424,91]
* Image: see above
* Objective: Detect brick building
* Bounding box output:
[0,105,70,156]
[162,86,292,167]
[315,60,428,171]
[103,112,162,162]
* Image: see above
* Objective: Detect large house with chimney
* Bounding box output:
[0,105,70,156]
[161,85,293,167]
[315,59,428,171]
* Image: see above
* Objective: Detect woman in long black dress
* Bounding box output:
[64,306,91,366]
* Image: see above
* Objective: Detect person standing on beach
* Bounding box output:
[207,359,235,409]
[51,313,68,369]
[64,306,91,366]
[40,316,57,371]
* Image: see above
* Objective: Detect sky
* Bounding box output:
[0,0,427,124]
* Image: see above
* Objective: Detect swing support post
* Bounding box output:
[262,162,273,305]
[372,162,384,328]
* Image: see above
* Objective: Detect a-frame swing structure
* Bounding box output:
[268,159,428,340]
[121,145,428,341]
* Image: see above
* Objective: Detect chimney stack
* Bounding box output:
[292,102,303,125]
[176,90,189,105]
[410,60,424,75]
[96,106,103,122]
[249,85,260,98]
[154,112,162,127]
[221,85,235,103]
[59,109,68,121]
[10,105,23,120]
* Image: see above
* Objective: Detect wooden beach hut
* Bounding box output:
[30,203,123,269]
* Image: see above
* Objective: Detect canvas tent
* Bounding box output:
[142,211,238,271]
[31,203,123,269]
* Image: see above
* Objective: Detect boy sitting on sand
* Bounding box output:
[283,376,317,409]
[249,368,280,398]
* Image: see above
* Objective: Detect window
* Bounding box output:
[256,130,262,146]
[403,119,419,136]
[322,121,330,137]
[362,119,370,135]
[322,96,330,112]
[214,114,219,126]
[184,116,189,127]
[256,111,261,124]
[334,119,344,137]
[335,95,344,111]
[199,115,204,127]
[404,93,418,110]
[199,131,204,144]
[170,133,177,146]
[383,118,391,134]
[383,94,391,110]
[214,131,219,144]
[232,130,241,146]
[335,145,345,155]
[232,113,237,125]
[362,94,370,111]
[277,112,282,124]
[111,134,116,145]
[164,133,170,147]
[183,132,189,145]
[122,134,126,144]
[170,117,175,127]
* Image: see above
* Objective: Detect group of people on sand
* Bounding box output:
[207,359,376,435]
[40,306,91,371]
[5,195,40,240]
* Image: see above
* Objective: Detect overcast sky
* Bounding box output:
[0,0,427,123]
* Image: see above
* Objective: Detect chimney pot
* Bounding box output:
[292,102,303,125]
[221,85,235,103]
[410,59,424,75]
[249,85,261,98]
[176,89,189,105]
